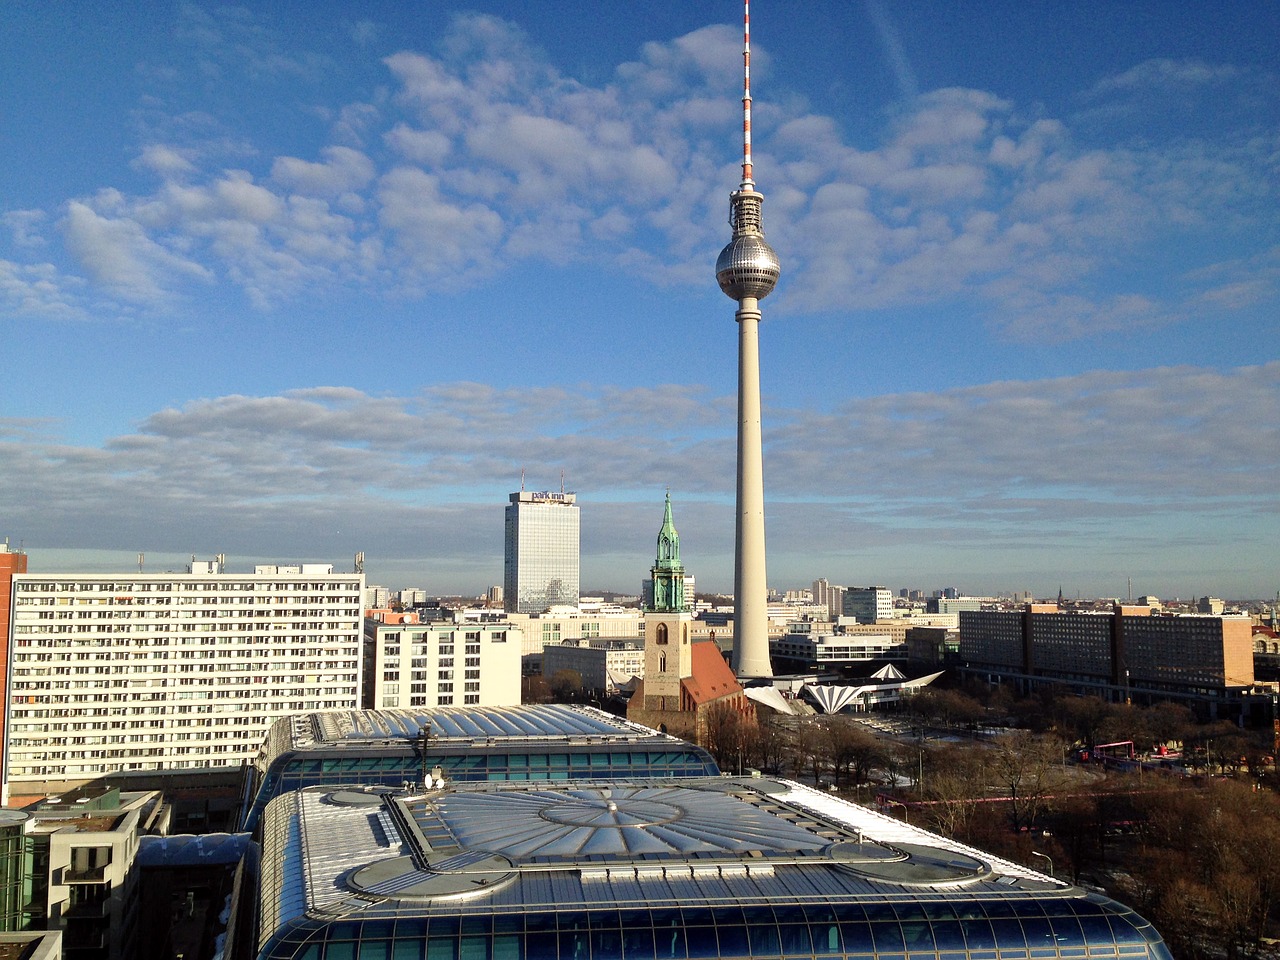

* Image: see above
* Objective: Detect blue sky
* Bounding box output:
[2,1,1277,600]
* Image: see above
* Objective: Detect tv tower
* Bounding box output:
[717,0,779,679]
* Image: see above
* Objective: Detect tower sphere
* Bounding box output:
[716,233,780,301]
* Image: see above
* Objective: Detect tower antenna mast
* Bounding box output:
[741,1,755,190]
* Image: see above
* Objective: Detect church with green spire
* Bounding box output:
[646,491,687,614]
[630,493,752,739]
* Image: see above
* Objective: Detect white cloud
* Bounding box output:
[1089,58,1244,96]
[4,209,49,248]
[133,145,198,179]
[1,366,1274,593]
[60,200,212,304]
[0,12,1273,340]
[0,259,85,319]
[272,146,375,197]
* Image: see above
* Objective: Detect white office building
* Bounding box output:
[771,621,906,670]
[362,619,522,709]
[6,559,363,796]
[503,491,579,614]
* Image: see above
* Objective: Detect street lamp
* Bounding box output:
[882,797,909,824]
[1030,850,1054,879]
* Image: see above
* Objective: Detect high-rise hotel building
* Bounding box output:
[6,558,363,797]
[503,491,579,614]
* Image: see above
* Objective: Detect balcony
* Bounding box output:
[64,896,110,919]
[61,865,107,884]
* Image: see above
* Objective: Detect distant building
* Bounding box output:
[771,621,906,672]
[503,491,579,614]
[960,603,1259,718]
[1198,596,1225,615]
[503,607,642,673]
[905,625,959,667]
[361,619,522,710]
[842,586,892,624]
[6,559,363,799]
[541,638,645,695]
[928,596,983,615]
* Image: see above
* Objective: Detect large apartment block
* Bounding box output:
[959,603,1258,717]
[6,559,363,797]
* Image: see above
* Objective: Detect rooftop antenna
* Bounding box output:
[520,467,525,492]
[561,469,565,495]
[740,0,755,191]
[138,552,144,573]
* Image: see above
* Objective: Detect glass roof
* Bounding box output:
[256,777,1172,960]
[298,705,662,747]
[406,784,830,860]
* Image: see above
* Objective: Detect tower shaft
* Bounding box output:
[732,297,771,677]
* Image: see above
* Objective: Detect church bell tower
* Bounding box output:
[643,492,693,708]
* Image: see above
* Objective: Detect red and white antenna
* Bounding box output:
[741,0,755,190]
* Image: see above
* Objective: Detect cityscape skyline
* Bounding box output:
[3,1,1278,599]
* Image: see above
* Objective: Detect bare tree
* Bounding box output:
[989,731,1070,832]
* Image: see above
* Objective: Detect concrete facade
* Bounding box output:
[361,619,522,709]
[960,603,1259,715]
[6,560,363,796]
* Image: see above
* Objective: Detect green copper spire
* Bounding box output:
[648,491,686,613]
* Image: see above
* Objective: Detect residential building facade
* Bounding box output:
[361,619,522,710]
[0,543,28,780]
[6,560,362,797]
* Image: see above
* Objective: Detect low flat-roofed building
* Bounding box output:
[11,786,163,960]
[501,609,643,673]
[771,622,906,672]
[245,776,1171,960]
[240,704,718,833]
